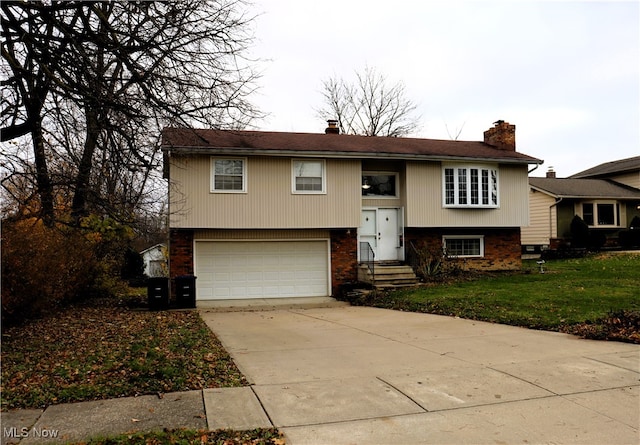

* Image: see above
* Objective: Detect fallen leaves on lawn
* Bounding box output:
[1,301,249,410]
[561,309,640,344]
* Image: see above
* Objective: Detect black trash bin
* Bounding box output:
[174,275,197,308]
[147,277,169,310]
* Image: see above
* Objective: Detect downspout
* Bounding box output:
[528,164,540,174]
[549,197,563,243]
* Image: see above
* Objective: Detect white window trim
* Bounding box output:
[442,164,499,208]
[442,235,485,258]
[210,157,247,193]
[576,200,623,228]
[362,171,400,199]
[291,159,327,194]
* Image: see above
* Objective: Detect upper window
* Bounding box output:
[443,165,498,208]
[211,158,246,193]
[292,160,326,194]
[362,173,398,197]
[580,201,621,227]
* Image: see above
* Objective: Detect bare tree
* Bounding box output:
[316,66,420,137]
[1,0,260,226]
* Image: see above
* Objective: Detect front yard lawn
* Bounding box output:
[1,296,248,411]
[76,428,284,445]
[353,253,640,343]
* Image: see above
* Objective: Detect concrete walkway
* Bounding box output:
[2,306,639,444]
[201,306,639,444]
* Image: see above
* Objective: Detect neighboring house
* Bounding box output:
[162,120,542,303]
[140,244,168,277]
[522,157,640,251]
[571,156,640,189]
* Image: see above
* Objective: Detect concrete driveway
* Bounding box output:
[200,306,639,444]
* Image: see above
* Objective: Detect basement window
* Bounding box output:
[443,235,484,258]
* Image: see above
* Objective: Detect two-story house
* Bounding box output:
[522,157,640,251]
[162,121,542,304]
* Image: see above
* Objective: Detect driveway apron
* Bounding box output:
[200,306,640,444]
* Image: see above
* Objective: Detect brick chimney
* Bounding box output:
[325,119,340,134]
[483,120,515,151]
[546,167,556,178]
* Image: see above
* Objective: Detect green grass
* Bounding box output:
[75,428,284,444]
[1,296,248,411]
[360,253,640,338]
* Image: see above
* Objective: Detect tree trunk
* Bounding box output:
[31,119,55,227]
[71,107,100,223]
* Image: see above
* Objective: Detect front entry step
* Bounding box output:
[358,263,419,288]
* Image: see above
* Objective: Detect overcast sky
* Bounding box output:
[247,0,639,178]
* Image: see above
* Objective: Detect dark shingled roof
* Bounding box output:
[529,177,640,199]
[161,128,542,164]
[570,156,640,179]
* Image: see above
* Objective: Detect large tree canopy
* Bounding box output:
[1,0,260,225]
[316,66,420,137]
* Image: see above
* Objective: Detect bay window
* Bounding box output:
[443,165,498,207]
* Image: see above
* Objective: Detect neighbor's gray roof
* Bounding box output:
[570,156,640,179]
[161,128,543,164]
[529,177,640,199]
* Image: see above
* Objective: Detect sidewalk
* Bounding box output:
[1,387,273,445]
[3,305,639,444]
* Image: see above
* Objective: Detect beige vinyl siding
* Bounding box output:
[405,162,530,227]
[170,156,361,228]
[521,189,557,245]
[194,229,330,240]
[609,172,640,189]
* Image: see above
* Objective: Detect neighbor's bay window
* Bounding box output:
[580,201,621,227]
[443,165,498,207]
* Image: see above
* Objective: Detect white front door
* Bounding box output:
[360,208,403,261]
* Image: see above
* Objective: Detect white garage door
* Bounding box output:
[195,240,330,300]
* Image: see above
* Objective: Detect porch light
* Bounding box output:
[362,180,371,190]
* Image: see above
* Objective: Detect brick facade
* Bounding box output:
[168,227,520,299]
[169,228,357,298]
[330,229,358,295]
[405,227,522,271]
[169,229,194,278]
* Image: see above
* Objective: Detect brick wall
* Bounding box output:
[330,229,358,295]
[405,227,522,271]
[169,229,194,278]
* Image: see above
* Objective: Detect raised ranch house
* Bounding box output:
[162,121,542,304]
[522,156,640,252]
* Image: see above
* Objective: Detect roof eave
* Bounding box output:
[530,186,640,200]
[162,145,542,165]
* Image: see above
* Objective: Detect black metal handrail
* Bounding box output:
[359,241,375,284]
